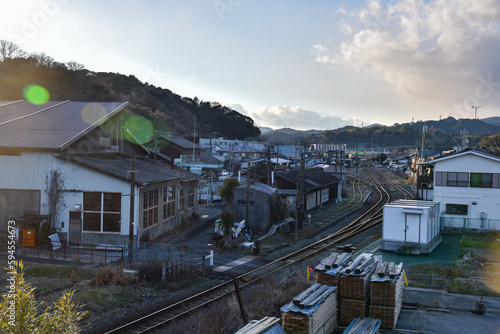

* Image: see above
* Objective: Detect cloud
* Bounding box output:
[316,0,500,114]
[249,105,361,130]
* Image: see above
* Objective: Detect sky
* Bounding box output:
[1,0,500,130]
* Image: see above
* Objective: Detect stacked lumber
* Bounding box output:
[369,262,404,329]
[315,252,352,288]
[339,254,377,326]
[343,317,382,334]
[281,283,337,334]
[340,295,370,325]
[235,317,285,334]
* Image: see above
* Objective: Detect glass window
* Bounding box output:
[143,189,159,228]
[83,192,121,232]
[446,204,468,215]
[446,172,469,187]
[470,173,492,188]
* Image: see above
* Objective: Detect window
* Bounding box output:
[143,189,159,228]
[470,173,492,188]
[179,187,185,211]
[83,192,121,232]
[446,172,469,187]
[237,200,246,205]
[187,182,195,208]
[446,204,468,215]
[162,185,176,220]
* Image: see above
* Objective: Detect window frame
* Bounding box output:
[83,192,121,233]
[445,204,468,215]
[470,173,493,188]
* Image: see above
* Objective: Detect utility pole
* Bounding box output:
[128,152,136,263]
[472,105,483,145]
[298,151,304,235]
[421,124,427,163]
[246,168,250,225]
[266,146,271,186]
[193,121,196,162]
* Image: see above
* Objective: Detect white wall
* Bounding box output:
[433,154,500,220]
[0,152,139,238]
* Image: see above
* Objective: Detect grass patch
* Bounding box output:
[75,287,142,312]
[25,264,96,280]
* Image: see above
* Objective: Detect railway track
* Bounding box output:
[104,166,413,334]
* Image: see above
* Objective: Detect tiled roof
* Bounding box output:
[0,100,128,151]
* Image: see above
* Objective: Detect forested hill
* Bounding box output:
[0,44,260,139]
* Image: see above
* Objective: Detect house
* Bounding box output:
[274,169,341,213]
[231,182,279,232]
[430,148,500,231]
[0,100,200,246]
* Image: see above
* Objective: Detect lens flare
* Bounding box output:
[81,103,108,125]
[123,116,154,144]
[23,84,50,105]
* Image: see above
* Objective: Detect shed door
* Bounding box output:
[405,213,420,243]
[69,211,82,245]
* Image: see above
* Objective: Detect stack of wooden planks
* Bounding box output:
[339,254,377,325]
[235,317,286,334]
[315,252,352,288]
[281,283,337,334]
[342,317,382,334]
[369,262,404,329]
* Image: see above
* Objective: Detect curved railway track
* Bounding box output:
[104,166,414,334]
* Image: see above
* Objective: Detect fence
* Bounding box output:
[440,217,500,232]
[19,239,123,263]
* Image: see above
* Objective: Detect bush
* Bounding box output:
[90,266,130,287]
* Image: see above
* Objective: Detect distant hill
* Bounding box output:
[0,41,260,140]
[260,127,324,144]
[483,117,500,127]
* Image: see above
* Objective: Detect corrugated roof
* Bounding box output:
[275,169,340,191]
[56,153,199,185]
[0,100,127,150]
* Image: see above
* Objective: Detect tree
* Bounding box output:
[0,40,25,61]
[219,177,240,248]
[0,261,87,333]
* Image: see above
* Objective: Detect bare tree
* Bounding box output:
[31,52,55,67]
[0,40,25,61]
[66,61,85,71]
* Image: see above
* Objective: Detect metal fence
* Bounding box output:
[440,217,500,232]
[19,240,123,263]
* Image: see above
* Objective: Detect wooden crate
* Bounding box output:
[370,274,404,306]
[340,265,377,299]
[339,295,370,326]
[369,295,403,329]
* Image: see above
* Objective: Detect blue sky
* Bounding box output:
[1,0,500,130]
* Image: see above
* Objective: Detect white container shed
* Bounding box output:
[381,200,441,254]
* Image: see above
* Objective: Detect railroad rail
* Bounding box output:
[104,166,413,334]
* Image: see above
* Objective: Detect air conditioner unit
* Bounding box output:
[420,183,429,189]
[99,137,112,148]
[480,212,487,220]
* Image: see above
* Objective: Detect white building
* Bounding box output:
[381,200,441,254]
[430,148,500,231]
[0,100,199,246]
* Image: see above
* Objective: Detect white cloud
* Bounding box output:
[249,105,361,130]
[316,0,500,115]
